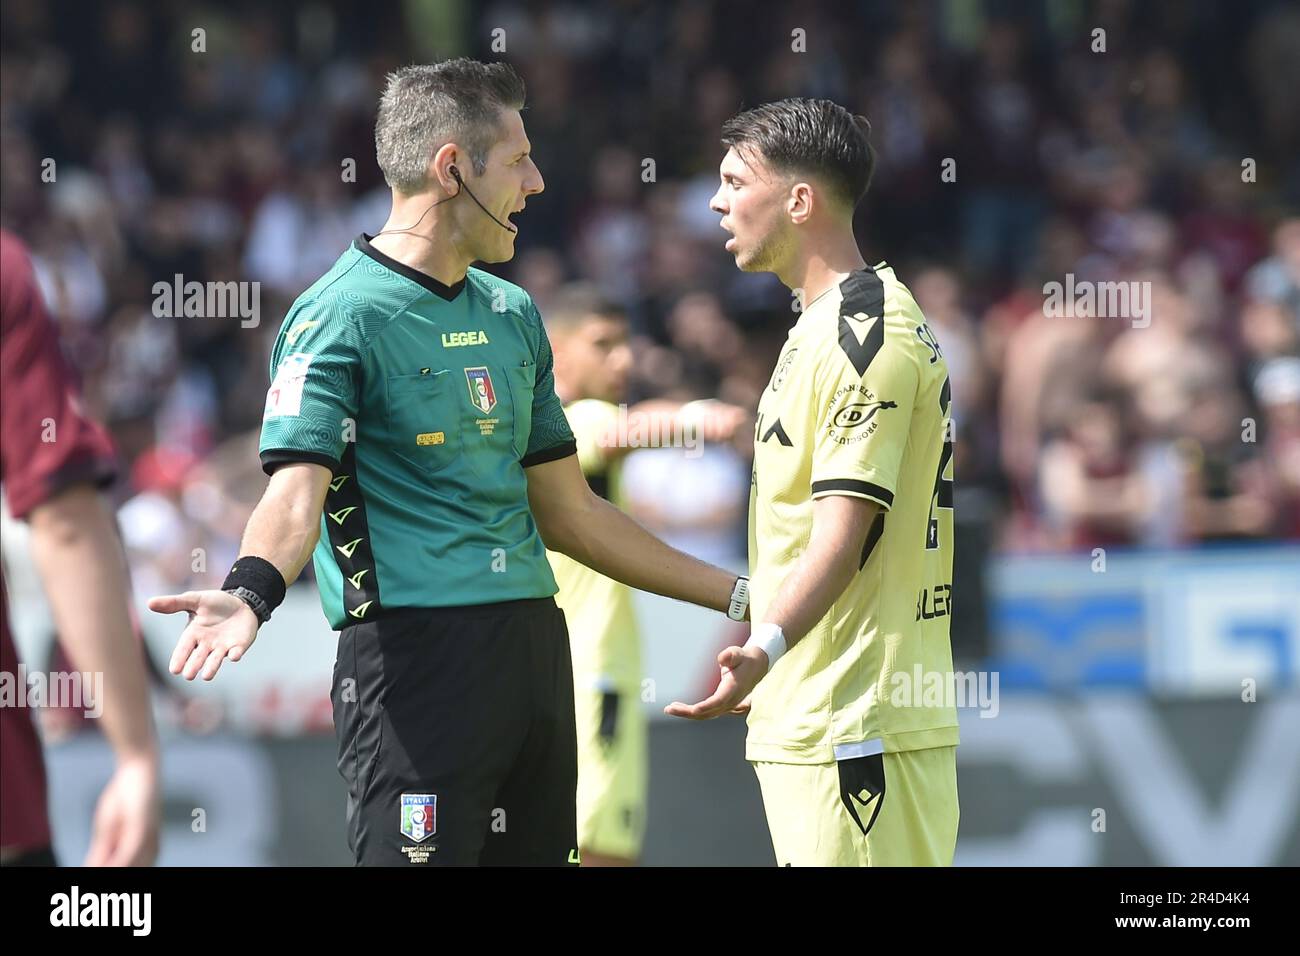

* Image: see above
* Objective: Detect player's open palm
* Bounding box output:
[665,645,768,720]
[149,589,259,681]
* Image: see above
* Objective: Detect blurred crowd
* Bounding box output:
[2,0,1298,608]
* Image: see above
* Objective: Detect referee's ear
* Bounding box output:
[429,142,463,195]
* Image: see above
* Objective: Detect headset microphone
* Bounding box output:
[371,166,518,239]
[450,166,518,233]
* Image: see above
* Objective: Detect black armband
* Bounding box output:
[222,556,287,625]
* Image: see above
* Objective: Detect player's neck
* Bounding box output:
[787,232,867,312]
[371,194,473,288]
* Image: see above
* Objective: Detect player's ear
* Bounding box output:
[788,182,813,224]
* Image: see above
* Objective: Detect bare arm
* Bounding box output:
[236,462,332,582]
[595,399,750,464]
[526,453,739,612]
[1040,443,1148,530]
[28,484,156,763]
[666,495,878,719]
[149,462,330,681]
[28,483,162,865]
[753,494,879,648]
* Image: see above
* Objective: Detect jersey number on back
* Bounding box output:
[926,376,954,550]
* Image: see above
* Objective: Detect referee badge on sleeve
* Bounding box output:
[400,793,437,843]
[264,352,314,419]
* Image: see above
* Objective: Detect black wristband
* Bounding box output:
[222,556,287,622]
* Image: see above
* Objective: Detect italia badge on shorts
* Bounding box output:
[464,366,497,414]
[400,793,436,843]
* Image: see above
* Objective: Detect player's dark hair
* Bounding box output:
[545,283,626,334]
[721,98,876,210]
[376,58,527,193]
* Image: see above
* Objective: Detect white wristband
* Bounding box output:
[745,622,788,669]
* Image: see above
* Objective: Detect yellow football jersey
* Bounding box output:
[548,399,643,691]
[746,263,960,764]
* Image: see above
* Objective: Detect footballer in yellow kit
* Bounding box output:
[747,265,959,865]
[667,98,959,866]
[546,289,749,865]
[548,396,648,864]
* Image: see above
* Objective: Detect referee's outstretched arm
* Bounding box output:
[150,461,330,682]
[527,451,743,616]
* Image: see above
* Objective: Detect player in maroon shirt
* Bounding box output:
[0,228,160,866]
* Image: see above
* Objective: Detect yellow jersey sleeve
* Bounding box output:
[808,323,919,511]
[550,398,641,690]
[563,398,619,476]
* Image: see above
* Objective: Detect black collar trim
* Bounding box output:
[354,233,467,301]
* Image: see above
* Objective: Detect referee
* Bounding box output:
[150,59,750,867]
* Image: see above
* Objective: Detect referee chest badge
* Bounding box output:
[400,793,437,843]
[464,366,497,415]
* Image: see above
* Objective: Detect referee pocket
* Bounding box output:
[386,370,462,476]
[504,363,534,458]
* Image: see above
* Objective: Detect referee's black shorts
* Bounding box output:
[330,597,578,866]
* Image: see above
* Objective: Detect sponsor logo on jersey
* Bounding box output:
[416,431,445,446]
[442,330,489,348]
[464,366,497,414]
[824,384,895,445]
[832,400,898,429]
[770,348,798,392]
[285,319,320,345]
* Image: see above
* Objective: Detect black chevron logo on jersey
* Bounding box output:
[837,268,887,376]
[838,753,887,837]
[760,418,793,446]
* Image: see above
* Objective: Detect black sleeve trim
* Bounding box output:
[260,449,341,477]
[811,479,894,508]
[520,439,577,469]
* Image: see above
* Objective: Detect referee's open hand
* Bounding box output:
[150,589,259,682]
[665,645,768,720]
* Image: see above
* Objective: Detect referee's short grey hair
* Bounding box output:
[375,59,526,194]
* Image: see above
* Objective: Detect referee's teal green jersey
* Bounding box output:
[259,234,576,629]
